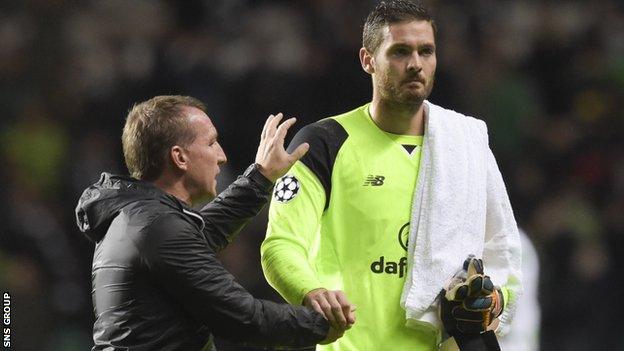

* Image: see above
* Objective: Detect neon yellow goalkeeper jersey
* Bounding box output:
[261,104,439,350]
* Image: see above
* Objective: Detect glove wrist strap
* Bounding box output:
[454,330,501,351]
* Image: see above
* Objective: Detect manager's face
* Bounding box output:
[370,20,437,105]
[180,107,227,201]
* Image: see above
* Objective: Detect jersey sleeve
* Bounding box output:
[261,119,348,305]
[261,161,326,304]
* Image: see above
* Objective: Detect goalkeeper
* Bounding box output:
[261,1,522,350]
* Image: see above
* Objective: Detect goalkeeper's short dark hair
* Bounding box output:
[363,0,436,54]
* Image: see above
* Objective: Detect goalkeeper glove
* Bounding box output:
[440,256,504,335]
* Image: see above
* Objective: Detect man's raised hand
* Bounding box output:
[255,113,309,182]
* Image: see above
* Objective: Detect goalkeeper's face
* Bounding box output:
[370,20,436,106]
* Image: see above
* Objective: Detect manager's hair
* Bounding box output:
[122,95,206,180]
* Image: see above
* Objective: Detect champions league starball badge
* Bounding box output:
[274,175,300,203]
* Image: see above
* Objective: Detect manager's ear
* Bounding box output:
[170,145,189,171]
[359,47,375,75]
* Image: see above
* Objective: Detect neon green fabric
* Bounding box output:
[262,104,439,350]
[501,286,509,311]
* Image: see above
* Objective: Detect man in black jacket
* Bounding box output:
[76,95,344,350]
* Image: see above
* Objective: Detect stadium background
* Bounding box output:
[1,0,623,350]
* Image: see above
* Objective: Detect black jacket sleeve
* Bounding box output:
[199,165,274,252]
[143,214,328,349]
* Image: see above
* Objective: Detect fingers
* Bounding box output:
[318,298,339,329]
[260,114,274,143]
[336,291,356,326]
[304,289,338,328]
[462,296,493,312]
[304,289,355,332]
[447,275,493,302]
[289,142,309,162]
[467,275,483,296]
[275,117,297,143]
[445,282,469,301]
[256,114,277,163]
[482,276,494,292]
[255,113,304,181]
[309,299,324,316]
[349,306,357,326]
[326,292,349,329]
[447,257,493,302]
[467,258,484,277]
[465,274,493,297]
[462,255,474,271]
[266,113,283,140]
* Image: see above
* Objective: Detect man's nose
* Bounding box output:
[217,143,227,164]
[407,52,422,72]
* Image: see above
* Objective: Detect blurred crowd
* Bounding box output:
[1,0,623,350]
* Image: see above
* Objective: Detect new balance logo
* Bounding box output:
[363,175,385,186]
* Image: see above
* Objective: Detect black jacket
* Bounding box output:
[75,168,328,351]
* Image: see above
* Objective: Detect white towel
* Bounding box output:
[400,101,523,335]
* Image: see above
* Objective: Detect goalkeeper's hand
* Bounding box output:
[440,257,504,336]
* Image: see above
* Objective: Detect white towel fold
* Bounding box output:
[400,101,522,335]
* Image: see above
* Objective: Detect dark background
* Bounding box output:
[1,0,623,350]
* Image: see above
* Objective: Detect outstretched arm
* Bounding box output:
[144,214,338,348]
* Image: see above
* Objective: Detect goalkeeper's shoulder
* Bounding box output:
[285,117,347,204]
[287,117,348,161]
